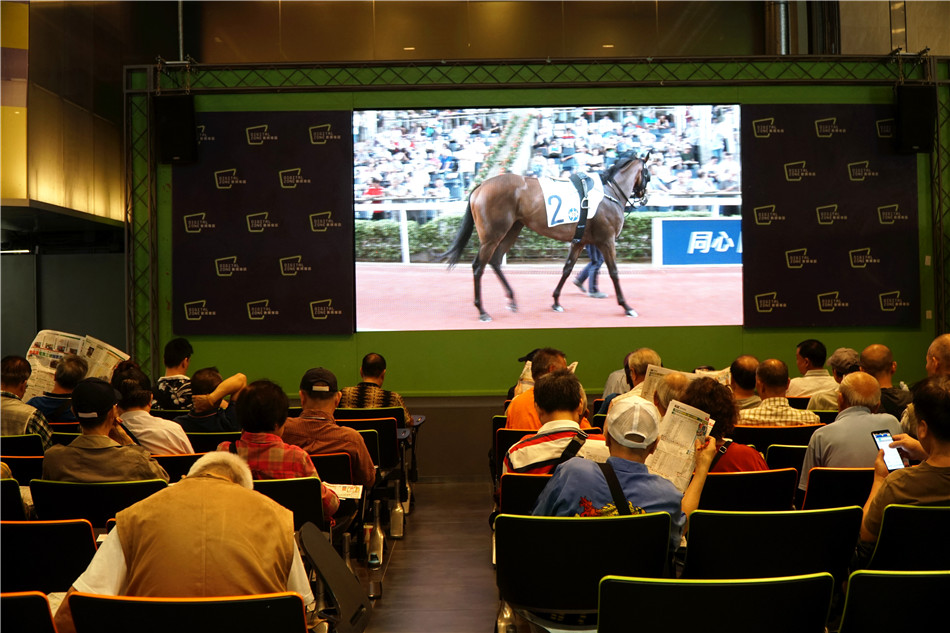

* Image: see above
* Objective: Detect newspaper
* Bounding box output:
[324,483,363,500]
[23,329,129,402]
[638,365,699,402]
[645,399,715,493]
[695,366,731,387]
[513,360,578,397]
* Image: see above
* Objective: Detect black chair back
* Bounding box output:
[683,506,862,582]
[310,452,353,485]
[336,419,398,471]
[0,591,58,633]
[698,468,798,511]
[868,504,950,571]
[152,453,206,483]
[357,430,380,468]
[50,432,80,446]
[253,477,325,531]
[0,434,44,456]
[30,479,168,528]
[801,467,874,510]
[335,406,405,427]
[731,425,824,453]
[0,478,26,521]
[184,432,241,453]
[0,455,43,485]
[498,473,552,515]
[838,570,949,633]
[0,519,98,593]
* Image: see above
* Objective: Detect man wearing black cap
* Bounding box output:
[42,378,169,482]
[281,368,376,488]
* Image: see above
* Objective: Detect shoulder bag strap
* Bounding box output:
[556,431,587,465]
[597,461,632,516]
[709,439,732,470]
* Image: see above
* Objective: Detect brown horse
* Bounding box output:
[443,153,649,322]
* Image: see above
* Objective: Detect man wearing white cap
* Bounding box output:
[532,396,717,549]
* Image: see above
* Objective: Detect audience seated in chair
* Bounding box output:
[173,367,245,433]
[52,452,317,633]
[856,375,950,565]
[281,367,376,488]
[506,348,591,431]
[738,359,821,427]
[27,354,88,423]
[799,372,901,495]
[681,377,767,472]
[602,347,662,411]
[339,353,411,427]
[729,355,761,410]
[806,347,860,411]
[42,378,168,483]
[533,395,717,552]
[1,355,53,450]
[502,369,607,476]
[859,343,912,421]
[111,361,194,455]
[787,338,838,397]
[152,337,193,411]
[216,379,339,518]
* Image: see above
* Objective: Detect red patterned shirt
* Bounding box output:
[217,431,339,516]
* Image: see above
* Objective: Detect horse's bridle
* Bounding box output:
[604,159,649,209]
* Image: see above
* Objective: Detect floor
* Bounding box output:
[363,481,500,633]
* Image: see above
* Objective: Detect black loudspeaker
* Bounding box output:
[153,94,198,164]
[896,85,936,154]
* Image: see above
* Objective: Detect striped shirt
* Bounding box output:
[738,397,821,426]
[339,382,411,426]
[503,420,608,475]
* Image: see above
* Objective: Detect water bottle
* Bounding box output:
[368,499,385,568]
[390,499,405,539]
[342,533,357,577]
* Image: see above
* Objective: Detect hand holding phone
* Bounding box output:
[871,430,905,471]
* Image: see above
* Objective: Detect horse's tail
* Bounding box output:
[441,198,475,268]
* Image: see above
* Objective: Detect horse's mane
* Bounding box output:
[598,151,640,185]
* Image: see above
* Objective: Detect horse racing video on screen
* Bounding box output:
[352,105,743,331]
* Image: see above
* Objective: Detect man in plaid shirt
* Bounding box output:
[738,359,821,426]
[217,379,339,518]
[1,355,53,450]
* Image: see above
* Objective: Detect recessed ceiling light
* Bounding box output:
[403,47,416,51]
[602,44,615,49]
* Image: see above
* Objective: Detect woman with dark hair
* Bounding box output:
[681,377,767,472]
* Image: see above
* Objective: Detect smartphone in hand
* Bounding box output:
[871,430,905,471]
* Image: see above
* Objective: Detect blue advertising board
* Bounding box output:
[653,218,743,266]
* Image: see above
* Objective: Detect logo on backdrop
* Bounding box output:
[184,300,216,321]
[246,212,279,233]
[816,204,847,225]
[309,124,342,145]
[849,248,881,269]
[214,256,247,277]
[687,231,740,254]
[754,292,788,313]
[785,248,818,269]
[197,126,215,143]
[214,169,247,189]
[877,204,908,224]
[309,212,343,232]
[876,119,895,138]
[279,168,312,189]
[753,205,785,225]
[784,161,816,182]
[817,291,849,313]
[814,118,846,138]
[247,299,279,321]
[879,291,911,312]
[752,118,784,138]
[279,256,312,276]
[847,161,880,181]
[183,213,216,234]
[246,125,278,145]
[310,299,344,320]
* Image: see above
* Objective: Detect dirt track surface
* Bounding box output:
[356,262,742,331]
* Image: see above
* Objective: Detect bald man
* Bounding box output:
[738,359,820,426]
[925,333,950,377]
[798,372,902,492]
[860,344,912,419]
[730,355,761,410]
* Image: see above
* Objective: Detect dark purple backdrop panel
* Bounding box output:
[742,105,919,327]
[172,111,354,334]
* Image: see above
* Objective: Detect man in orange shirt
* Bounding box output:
[505,348,592,431]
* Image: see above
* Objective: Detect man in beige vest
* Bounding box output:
[53,452,315,633]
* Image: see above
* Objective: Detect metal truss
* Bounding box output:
[125,56,950,359]
[134,55,936,94]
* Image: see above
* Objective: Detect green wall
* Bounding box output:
[153,84,936,396]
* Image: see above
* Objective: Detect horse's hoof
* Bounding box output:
[552,305,564,313]
[625,308,639,317]
[507,303,518,313]
[480,313,493,322]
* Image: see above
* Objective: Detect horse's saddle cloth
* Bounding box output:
[538,177,604,228]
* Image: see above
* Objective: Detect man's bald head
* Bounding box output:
[860,344,896,380]
[838,371,881,410]
[756,359,789,398]
[654,372,689,416]
[926,334,950,377]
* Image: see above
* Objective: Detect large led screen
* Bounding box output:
[352,105,744,331]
